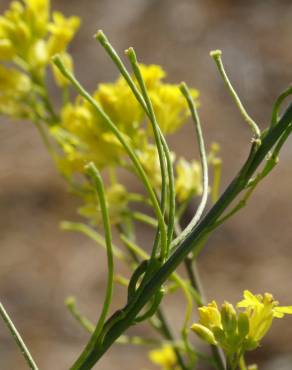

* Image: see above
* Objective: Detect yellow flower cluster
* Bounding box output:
[51,64,200,224]
[0,65,31,117]
[149,345,179,370]
[0,0,80,117]
[191,290,292,365]
[0,1,203,228]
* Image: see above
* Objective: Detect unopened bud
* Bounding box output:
[221,302,237,334]
[191,323,217,345]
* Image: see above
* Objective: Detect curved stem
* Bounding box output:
[96,31,175,257]
[126,47,168,259]
[271,85,292,127]
[172,83,209,249]
[210,50,261,140]
[71,163,115,369]
[52,55,167,263]
[0,302,38,370]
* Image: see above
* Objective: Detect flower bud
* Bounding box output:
[221,302,237,334]
[191,323,217,345]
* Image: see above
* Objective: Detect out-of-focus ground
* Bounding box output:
[0,0,292,369]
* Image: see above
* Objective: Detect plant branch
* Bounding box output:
[0,302,38,370]
[75,103,292,369]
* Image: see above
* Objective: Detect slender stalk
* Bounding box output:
[128,211,158,228]
[61,221,126,261]
[126,48,168,256]
[126,47,176,258]
[66,297,95,333]
[271,85,292,127]
[0,302,38,370]
[239,356,247,370]
[71,163,115,369]
[172,83,209,249]
[96,31,175,256]
[211,158,222,203]
[52,55,167,263]
[210,50,260,140]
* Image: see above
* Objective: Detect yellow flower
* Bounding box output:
[197,300,221,329]
[0,65,32,117]
[24,0,50,38]
[149,345,178,370]
[150,85,199,134]
[47,12,80,55]
[95,78,143,132]
[237,290,292,342]
[175,158,202,202]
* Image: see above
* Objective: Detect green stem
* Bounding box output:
[0,302,38,370]
[71,163,115,369]
[66,297,162,347]
[210,50,261,140]
[271,85,292,127]
[75,103,292,369]
[172,83,209,249]
[126,47,168,259]
[60,221,126,261]
[66,297,95,333]
[52,55,167,264]
[96,31,175,257]
[239,356,247,370]
[128,211,158,228]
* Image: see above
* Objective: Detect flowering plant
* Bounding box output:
[0,1,292,370]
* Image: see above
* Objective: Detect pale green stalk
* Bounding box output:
[271,85,292,127]
[210,50,261,140]
[211,158,222,203]
[126,47,175,258]
[0,302,38,370]
[52,55,167,260]
[127,211,158,228]
[60,221,126,261]
[66,296,95,333]
[66,297,161,346]
[72,162,114,367]
[171,83,209,250]
[95,31,175,256]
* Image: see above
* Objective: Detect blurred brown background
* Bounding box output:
[0,0,292,369]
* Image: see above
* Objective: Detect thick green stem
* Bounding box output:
[71,103,292,369]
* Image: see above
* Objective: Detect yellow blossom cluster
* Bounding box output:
[191,290,292,367]
[0,0,205,228]
[0,0,80,117]
[51,64,201,224]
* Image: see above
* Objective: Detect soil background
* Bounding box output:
[0,0,292,369]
